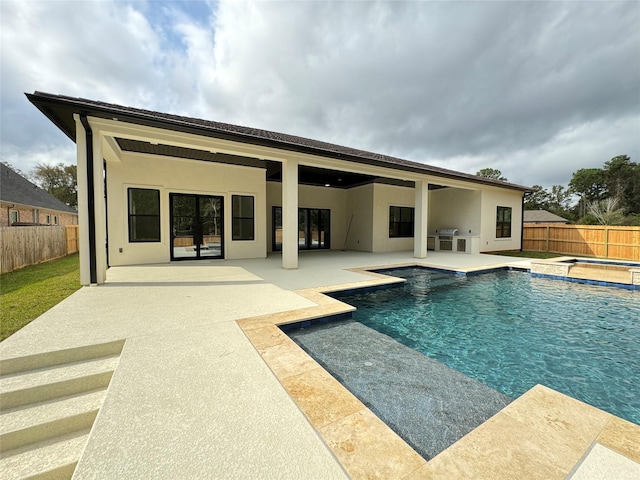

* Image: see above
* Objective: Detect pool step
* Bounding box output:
[0,341,124,480]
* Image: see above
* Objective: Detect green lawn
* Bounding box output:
[489,250,564,259]
[1,254,81,341]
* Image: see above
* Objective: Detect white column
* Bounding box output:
[282,159,299,269]
[92,128,108,284]
[74,115,91,286]
[414,180,429,258]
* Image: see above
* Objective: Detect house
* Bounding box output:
[27,91,533,285]
[0,163,77,227]
[523,209,569,224]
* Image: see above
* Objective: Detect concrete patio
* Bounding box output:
[1,251,639,479]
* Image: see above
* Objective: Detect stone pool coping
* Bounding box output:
[237,263,640,479]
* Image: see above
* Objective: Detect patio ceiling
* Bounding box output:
[116,137,448,190]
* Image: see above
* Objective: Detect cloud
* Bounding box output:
[1,0,638,191]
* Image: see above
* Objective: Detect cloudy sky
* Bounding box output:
[1,0,639,189]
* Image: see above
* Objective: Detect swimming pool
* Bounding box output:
[331,268,640,425]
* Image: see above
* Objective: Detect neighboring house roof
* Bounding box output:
[26,91,533,193]
[0,163,77,214]
[523,210,569,223]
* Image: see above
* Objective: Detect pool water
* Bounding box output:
[332,268,640,425]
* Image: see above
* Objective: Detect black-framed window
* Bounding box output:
[496,206,512,238]
[128,188,161,242]
[232,195,255,241]
[389,206,414,238]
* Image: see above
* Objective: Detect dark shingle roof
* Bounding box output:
[523,210,569,223]
[26,91,533,192]
[0,163,77,214]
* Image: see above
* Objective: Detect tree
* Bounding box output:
[588,198,625,225]
[32,163,77,208]
[547,185,573,214]
[569,168,607,217]
[523,185,550,210]
[603,155,640,214]
[476,168,507,181]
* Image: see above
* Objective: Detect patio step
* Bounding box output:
[0,356,118,410]
[0,429,90,480]
[0,341,124,479]
[1,389,105,451]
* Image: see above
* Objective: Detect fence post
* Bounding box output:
[545,226,550,252]
[604,227,609,259]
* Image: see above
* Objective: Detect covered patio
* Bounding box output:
[26,92,530,287]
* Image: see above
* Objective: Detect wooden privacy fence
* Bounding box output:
[66,225,79,255]
[523,224,640,261]
[1,225,80,274]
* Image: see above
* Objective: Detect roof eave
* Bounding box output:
[26,92,533,193]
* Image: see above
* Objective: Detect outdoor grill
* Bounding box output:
[438,228,459,238]
[438,228,459,251]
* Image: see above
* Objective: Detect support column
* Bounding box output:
[75,115,108,285]
[74,115,91,286]
[92,130,107,284]
[414,180,429,258]
[282,159,299,269]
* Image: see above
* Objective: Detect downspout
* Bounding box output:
[80,113,97,284]
[520,194,525,252]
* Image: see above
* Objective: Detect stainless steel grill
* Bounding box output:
[438,228,459,251]
[438,228,459,238]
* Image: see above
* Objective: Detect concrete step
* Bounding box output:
[1,389,105,452]
[0,429,90,480]
[0,357,118,411]
[0,342,123,479]
[0,340,125,376]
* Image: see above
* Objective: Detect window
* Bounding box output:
[46,214,51,224]
[389,206,414,238]
[33,209,40,224]
[496,206,512,238]
[53,215,59,225]
[232,195,254,241]
[128,188,161,242]
[10,210,19,225]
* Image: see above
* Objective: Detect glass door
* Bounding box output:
[309,208,330,249]
[198,196,223,258]
[272,207,330,251]
[170,193,224,260]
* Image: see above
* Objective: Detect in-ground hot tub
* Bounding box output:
[530,257,640,287]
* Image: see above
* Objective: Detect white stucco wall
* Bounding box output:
[480,188,524,251]
[345,184,374,251]
[106,153,266,266]
[429,188,482,236]
[371,183,415,252]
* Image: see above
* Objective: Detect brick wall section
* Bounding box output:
[1,202,77,227]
